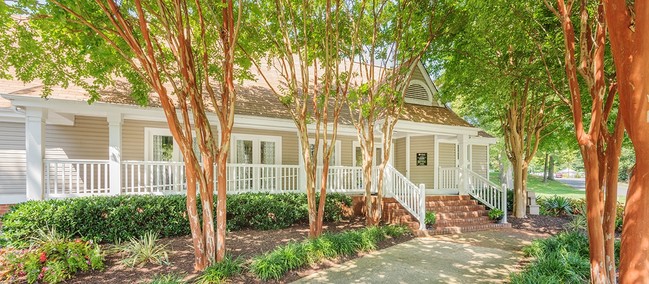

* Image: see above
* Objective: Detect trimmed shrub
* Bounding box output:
[1,193,352,247]
[249,225,409,281]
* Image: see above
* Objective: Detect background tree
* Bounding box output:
[602,0,649,282]
[430,0,569,218]
[344,0,443,225]
[545,0,624,281]
[3,0,243,269]
[240,0,350,237]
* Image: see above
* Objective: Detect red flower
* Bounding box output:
[39,251,47,263]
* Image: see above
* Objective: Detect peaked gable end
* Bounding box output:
[404,62,440,107]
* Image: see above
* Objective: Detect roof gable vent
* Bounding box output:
[404,80,433,106]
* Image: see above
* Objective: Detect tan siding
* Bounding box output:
[408,136,435,189]
[45,116,108,160]
[471,145,488,179]
[438,143,457,168]
[393,138,406,174]
[0,122,26,194]
[338,135,356,167]
[122,119,170,161]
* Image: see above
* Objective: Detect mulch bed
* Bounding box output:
[67,218,414,284]
[509,214,573,235]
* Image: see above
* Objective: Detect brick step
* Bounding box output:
[437,211,489,219]
[383,200,479,209]
[425,204,486,213]
[435,217,494,227]
[421,222,512,236]
[425,200,479,207]
[425,195,473,201]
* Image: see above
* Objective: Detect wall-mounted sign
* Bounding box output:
[416,153,427,166]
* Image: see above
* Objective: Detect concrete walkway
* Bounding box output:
[292,229,547,284]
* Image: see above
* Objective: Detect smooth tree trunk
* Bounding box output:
[512,158,527,218]
[548,155,555,181]
[543,153,549,182]
[603,1,649,282]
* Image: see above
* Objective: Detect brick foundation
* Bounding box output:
[0,204,14,216]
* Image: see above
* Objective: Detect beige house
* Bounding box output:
[0,62,501,229]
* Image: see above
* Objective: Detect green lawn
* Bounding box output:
[490,172,585,199]
[490,172,627,202]
[525,175,586,199]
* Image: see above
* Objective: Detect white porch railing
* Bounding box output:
[227,164,301,194]
[383,165,426,230]
[122,161,187,194]
[316,166,364,193]
[465,169,507,223]
[438,167,461,190]
[44,159,111,198]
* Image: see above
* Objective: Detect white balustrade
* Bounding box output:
[44,159,110,198]
[315,166,364,193]
[122,161,187,194]
[227,164,301,194]
[465,168,508,223]
[382,164,426,230]
[439,167,461,190]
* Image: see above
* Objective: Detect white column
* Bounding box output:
[108,113,123,195]
[433,135,439,190]
[26,107,47,200]
[458,134,469,194]
[297,132,306,190]
[405,134,411,179]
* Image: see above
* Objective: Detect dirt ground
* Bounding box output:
[509,214,573,235]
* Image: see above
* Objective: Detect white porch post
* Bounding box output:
[405,134,411,179]
[108,113,123,195]
[433,135,439,190]
[297,132,306,190]
[26,107,47,200]
[458,134,469,194]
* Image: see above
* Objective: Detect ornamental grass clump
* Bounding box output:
[119,231,169,267]
[195,255,243,284]
[249,225,409,281]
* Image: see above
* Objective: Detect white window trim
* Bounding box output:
[231,133,282,165]
[352,141,385,167]
[404,79,434,106]
[308,139,341,166]
[144,128,182,162]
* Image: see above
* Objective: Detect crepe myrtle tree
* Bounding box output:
[240,0,352,237]
[545,0,625,282]
[344,0,444,225]
[602,0,649,282]
[2,0,243,270]
[432,0,567,218]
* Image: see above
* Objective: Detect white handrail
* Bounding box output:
[465,168,508,223]
[383,164,425,230]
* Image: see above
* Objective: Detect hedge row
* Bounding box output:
[0,193,352,247]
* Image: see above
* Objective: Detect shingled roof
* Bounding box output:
[0,64,477,129]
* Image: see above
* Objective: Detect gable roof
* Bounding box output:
[0,62,476,128]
